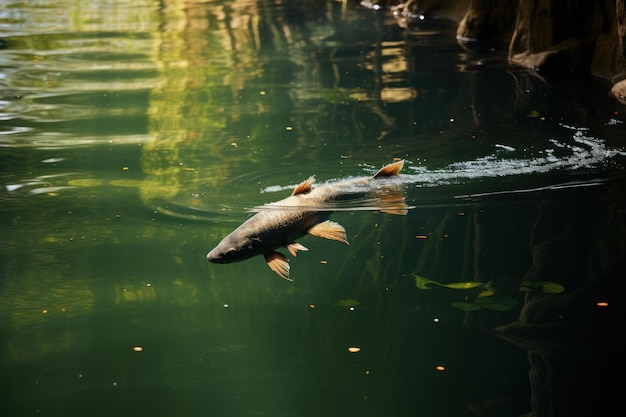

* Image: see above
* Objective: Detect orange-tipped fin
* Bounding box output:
[377,189,410,215]
[292,176,315,195]
[285,242,308,257]
[307,220,349,245]
[373,160,404,178]
[265,251,292,281]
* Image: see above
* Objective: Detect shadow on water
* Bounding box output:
[1,1,626,417]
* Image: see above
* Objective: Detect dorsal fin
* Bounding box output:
[292,176,315,195]
[373,160,404,178]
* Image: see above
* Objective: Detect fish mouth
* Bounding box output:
[206,249,224,263]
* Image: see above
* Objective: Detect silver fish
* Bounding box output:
[207,160,407,281]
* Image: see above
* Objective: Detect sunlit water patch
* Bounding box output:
[0,0,162,149]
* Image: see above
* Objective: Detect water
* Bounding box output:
[1,1,625,416]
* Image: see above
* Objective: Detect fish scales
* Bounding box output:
[207,160,406,281]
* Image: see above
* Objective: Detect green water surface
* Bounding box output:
[2,1,625,416]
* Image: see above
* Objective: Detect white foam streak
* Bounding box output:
[403,131,624,186]
[260,131,623,195]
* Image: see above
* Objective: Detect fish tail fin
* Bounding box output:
[376,188,411,215]
[373,159,404,178]
[373,160,411,215]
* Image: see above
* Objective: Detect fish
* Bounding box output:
[207,160,408,281]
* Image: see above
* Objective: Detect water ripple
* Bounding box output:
[405,130,624,186]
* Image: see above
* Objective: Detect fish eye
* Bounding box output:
[226,248,236,255]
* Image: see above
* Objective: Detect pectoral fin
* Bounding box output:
[285,242,308,257]
[307,220,349,245]
[264,251,292,281]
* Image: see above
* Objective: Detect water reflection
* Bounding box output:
[1,1,625,417]
[3,0,623,213]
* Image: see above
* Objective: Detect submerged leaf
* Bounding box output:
[541,282,565,293]
[475,295,519,311]
[451,302,482,311]
[445,282,484,290]
[414,275,437,290]
[477,289,495,298]
[527,110,540,118]
[414,274,483,290]
[519,281,565,294]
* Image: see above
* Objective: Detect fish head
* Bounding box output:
[207,232,264,264]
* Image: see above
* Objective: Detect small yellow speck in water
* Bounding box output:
[348,347,361,353]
